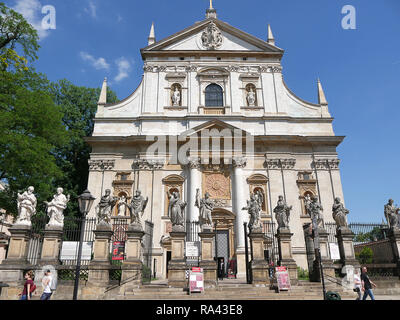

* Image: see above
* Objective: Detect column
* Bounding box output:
[88,223,113,284]
[232,157,248,278]
[121,224,145,284]
[336,227,360,270]
[249,230,269,284]
[199,230,217,286]
[39,225,63,266]
[168,230,187,287]
[276,228,298,285]
[187,158,201,222]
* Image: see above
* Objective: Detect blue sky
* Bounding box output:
[6,0,400,222]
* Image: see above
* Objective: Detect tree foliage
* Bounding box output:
[0,2,39,71]
[356,247,373,264]
[353,227,385,243]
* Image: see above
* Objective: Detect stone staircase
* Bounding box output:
[123,279,357,300]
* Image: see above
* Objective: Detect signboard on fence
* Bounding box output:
[186,241,199,257]
[60,241,92,260]
[275,266,291,291]
[112,241,125,260]
[329,243,341,260]
[188,270,204,294]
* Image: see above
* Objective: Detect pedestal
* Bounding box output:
[388,229,400,278]
[248,231,269,284]
[276,228,298,285]
[39,225,63,266]
[336,227,360,270]
[88,223,114,284]
[168,231,187,288]
[1,224,31,265]
[121,224,145,284]
[199,231,217,286]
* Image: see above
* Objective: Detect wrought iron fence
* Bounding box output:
[325,222,389,245]
[27,214,48,265]
[262,222,279,265]
[58,216,97,266]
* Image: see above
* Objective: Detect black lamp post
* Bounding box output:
[73,189,95,300]
[312,222,326,300]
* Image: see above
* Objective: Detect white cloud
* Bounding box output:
[13,0,50,39]
[114,57,132,82]
[80,52,110,71]
[84,1,97,18]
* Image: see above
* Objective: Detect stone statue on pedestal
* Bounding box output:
[16,186,37,226]
[246,88,256,106]
[95,189,118,225]
[332,197,349,229]
[242,193,262,232]
[45,187,70,228]
[384,199,400,230]
[195,189,214,231]
[273,195,292,230]
[304,194,312,216]
[117,195,128,216]
[129,190,148,229]
[308,196,324,230]
[168,191,187,232]
[171,87,181,106]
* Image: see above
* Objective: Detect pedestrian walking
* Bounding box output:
[18,271,35,300]
[353,268,362,300]
[40,269,53,300]
[361,267,377,300]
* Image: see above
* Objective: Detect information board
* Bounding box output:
[329,242,341,260]
[112,241,125,260]
[185,242,199,257]
[188,270,204,294]
[275,266,291,291]
[60,241,92,260]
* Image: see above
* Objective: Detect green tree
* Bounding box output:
[0,69,68,215]
[0,2,39,71]
[356,247,373,264]
[49,79,118,217]
[353,227,385,243]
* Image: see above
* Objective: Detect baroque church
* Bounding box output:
[86,4,345,280]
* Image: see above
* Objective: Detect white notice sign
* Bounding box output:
[60,241,93,260]
[329,242,341,260]
[186,242,199,257]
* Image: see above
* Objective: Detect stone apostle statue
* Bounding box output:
[172,87,181,106]
[117,195,128,216]
[195,189,214,231]
[95,189,118,225]
[273,195,293,230]
[16,186,37,226]
[242,193,262,233]
[246,88,256,106]
[304,194,312,216]
[45,187,70,228]
[332,197,349,229]
[129,190,148,228]
[168,191,187,231]
[384,199,400,230]
[308,196,324,230]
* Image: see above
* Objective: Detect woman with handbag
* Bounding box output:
[18,271,35,300]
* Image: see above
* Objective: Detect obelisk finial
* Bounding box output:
[210,0,213,9]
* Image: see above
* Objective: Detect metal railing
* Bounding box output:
[262,222,279,265]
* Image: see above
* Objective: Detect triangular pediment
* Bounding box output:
[141,19,283,54]
[181,120,251,137]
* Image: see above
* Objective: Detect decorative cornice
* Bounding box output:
[227,65,240,72]
[185,65,198,72]
[88,159,115,171]
[312,159,340,170]
[132,158,164,170]
[187,157,201,169]
[258,65,283,74]
[265,157,296,170]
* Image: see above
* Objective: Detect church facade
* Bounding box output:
[86,6,345,280]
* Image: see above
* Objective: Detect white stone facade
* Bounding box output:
[86,9,345,279]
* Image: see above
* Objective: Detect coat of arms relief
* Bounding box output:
[201,22,223,50]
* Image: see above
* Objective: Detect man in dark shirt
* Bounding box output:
[361,267,377,300]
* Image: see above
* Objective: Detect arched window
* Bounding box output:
[205,84,223,107]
